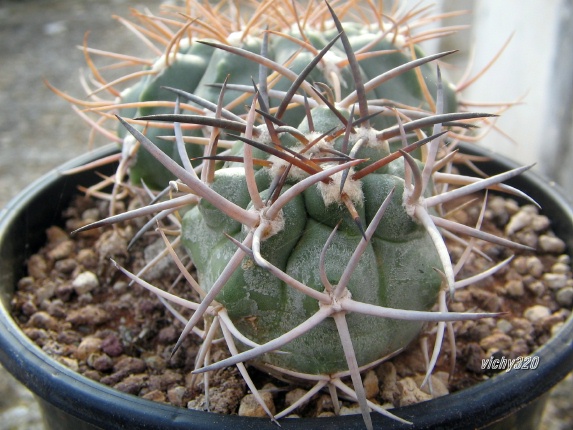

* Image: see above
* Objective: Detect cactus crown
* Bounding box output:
[58,1,534,428]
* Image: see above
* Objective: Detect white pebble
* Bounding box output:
[524,305,551,322]
[505,211,532,236]
[526,280,546,297]
[538,235,566,254]
[72,271,99,295]
[543,273,568,290]
[526,257,544,278]
[551,263,570,274]
[557,254,571,265]
[531,214,550,232]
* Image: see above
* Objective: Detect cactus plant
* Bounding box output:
[58,1,536,428]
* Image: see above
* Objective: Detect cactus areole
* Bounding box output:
[68,1,536,428]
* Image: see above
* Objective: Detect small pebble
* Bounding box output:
[510,318,535,341]
[28,311,58,330]
[82,208,101,221]
[414,374,449,397]
[486,196,509,224]
[54,258,77,274]
[551,263,570,274]
[538,235,566,254]
[504,279,524,297]
[142,239,178,281]
[167,385,188,406]
[72,271,99,295]
[479,333,513,352]
[524,305,551,322]
[90,353,114,372]
[46,299,66,318]
[112,281,128,294]
[526,257,544,278]
[56,330,81,345]
[144,355,166,372]
[285,388,308,408]
[157,326,178,345]
[113,357,147,374]
[76,337,103,360]
[36,282,56,304]
[551,322,565,337]
[526,280,546,297]
[147,370,182,391]
[543,273,568,290]
[496,319,513,334]
[66,305,110,326]
[27,254,49,279]
[463,342,487,373]
[362,370,379,399]
[238,392,275,417]
[142,390,167,403]
[101,334,123,357]
[46,226,69,244]
[510,339,530,357]
[58,356,79,372]
[556,287,573,307]
[47,240,74,261]
[531,214,550,232]
[340,405,362,415]
[114,374,146,395]
[20,300,37,316]
[396,377,432,407]
[55,283,74,302]
[77,249,98,268]
[377,362,398,403]
[505,211,532,236]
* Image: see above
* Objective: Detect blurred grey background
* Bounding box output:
[0,0,572,428]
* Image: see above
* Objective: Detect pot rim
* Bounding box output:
[1,143,572,429]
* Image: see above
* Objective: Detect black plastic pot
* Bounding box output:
[1,144,572,430]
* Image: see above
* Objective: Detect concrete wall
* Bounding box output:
[399,0,573,188]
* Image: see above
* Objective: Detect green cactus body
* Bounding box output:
[123,22,456,189]
[181,107,442,374]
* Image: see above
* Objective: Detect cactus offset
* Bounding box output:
[62,1,535,428]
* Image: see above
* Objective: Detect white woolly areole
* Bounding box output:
[305,131,333,153]
[227,31,245,45]
[150,52,184,73]
[259,206,286,239]
[265,131,336,183]
[349,126,388,150]
[403,187,425,218]
[255,126,271,144]
[266,143,310,182]
[317,164,363,206]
